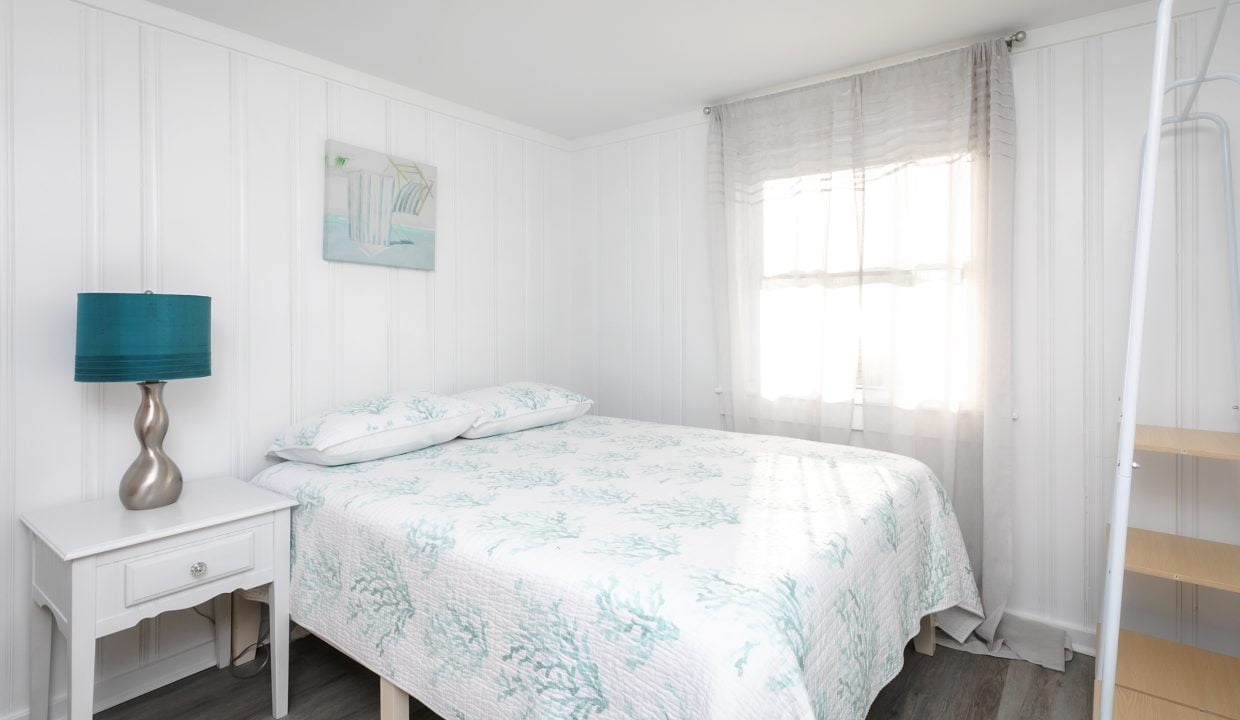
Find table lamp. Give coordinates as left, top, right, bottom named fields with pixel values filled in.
left=74, top=292, right=211, bottom=510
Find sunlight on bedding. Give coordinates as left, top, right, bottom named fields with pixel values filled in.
left=251, top=416, right=981, bottom=720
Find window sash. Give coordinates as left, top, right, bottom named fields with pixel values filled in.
left=760, top=263, right=965, bottom=290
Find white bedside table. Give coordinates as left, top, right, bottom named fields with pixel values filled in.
left=21, top=477, right=297, bottom=720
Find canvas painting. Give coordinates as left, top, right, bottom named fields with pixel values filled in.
left=323, top=140, right=437, bottom=270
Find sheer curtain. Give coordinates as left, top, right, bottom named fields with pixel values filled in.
left=708, top=40, right=1069, bottom=669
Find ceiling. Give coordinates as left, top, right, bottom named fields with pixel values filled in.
left=147, top=0, right=1141, bottom=140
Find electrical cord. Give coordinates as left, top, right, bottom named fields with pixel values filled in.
left=229, top=636, right=271, bottom=679
left=191, top=603, right=271, bottom=679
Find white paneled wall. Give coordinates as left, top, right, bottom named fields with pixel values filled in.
left=1009, top=3, right=1240, bottom=656
left=0, top=0, right=572, bottom=717
left=569, top=121, right=720, bottom=429
left=569, top=2, right=1240, bottom=658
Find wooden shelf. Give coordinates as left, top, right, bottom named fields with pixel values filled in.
left=1099, top=426, right=1240, bottom=717
left=1134, top=424, right=1240, bottom=461
left=1094, top=682, right=1219, bottom=720
left=1124, top=527, right=1240, bottom=595
left=1106, top=629, right=1240, bottom=719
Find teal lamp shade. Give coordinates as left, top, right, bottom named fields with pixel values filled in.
left=74, top=293, right=211, bottom=382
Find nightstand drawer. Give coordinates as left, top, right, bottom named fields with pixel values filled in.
left=124, top=529, right=256, bottom=606
left=94, top=513, right=278, bottom=634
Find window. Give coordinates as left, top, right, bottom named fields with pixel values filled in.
left=758, top=154, right=975, bottom=413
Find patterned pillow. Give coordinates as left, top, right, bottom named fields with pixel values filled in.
left=454, top=382, right=593, bottom=439
left=269, top=392, right=480, bottom=466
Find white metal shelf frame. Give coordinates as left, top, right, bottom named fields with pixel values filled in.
left=1098, top=1, right=1240, bottom=719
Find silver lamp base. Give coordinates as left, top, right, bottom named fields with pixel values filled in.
left=120, top=381, right=183, bottom=510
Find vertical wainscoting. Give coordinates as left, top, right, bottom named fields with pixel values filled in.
left=569, top=119, right=720, bottom=430
left=0, top=0, right=573, bottom=717
left=1009, top=5, right=1240, bottom=655
left=0, top=1, right=15, bottom=719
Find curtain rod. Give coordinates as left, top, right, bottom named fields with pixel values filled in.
left=701, top=30, right=1026, bottom=116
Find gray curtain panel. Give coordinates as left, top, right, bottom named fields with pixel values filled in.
left=707, top=39, right=1069, bottom=670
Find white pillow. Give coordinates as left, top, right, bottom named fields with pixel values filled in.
left=455, top=382, right=593, bottom=439
left=269, top=392, right=480, bottom=466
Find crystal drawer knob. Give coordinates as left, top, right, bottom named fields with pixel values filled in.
left=190, top=561, right=208, bottom=578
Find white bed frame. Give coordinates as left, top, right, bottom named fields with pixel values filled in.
left=378, top=677, right=408, bottom=720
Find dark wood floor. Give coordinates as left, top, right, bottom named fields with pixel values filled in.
left=99, top=635, right=1094, bottom=720
left=867, top=646, right=1093, bottom=719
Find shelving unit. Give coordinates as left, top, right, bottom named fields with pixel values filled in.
left=1096, top=1, right=1240, bottom=718
left=1098, top=518, right=1240, bottom=719
left=1095, top=684, right=1217, bottom=720
left=1099, top=629, right=1240, bottom=719
left=1133, top=424, right=1240, bottom=461
left=1124, top=526, right=1240, bottom=595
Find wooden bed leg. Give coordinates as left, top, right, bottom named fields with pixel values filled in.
left=914, top=614, right=937, bottom=657
left=379, top=677, right=409, bottom=720
left=231, top=593, right=263, bottom=665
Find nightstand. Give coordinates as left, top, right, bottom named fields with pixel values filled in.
left=21, top=477, right=297, bottom=720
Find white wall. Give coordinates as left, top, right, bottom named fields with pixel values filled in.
left=0, top=0, right=573, bottom=717
left=568, top=120, right=720, bottom=428
left=569, top=0, right=1240, bottom=658
left=1009, top=0, right=1240, bottom=657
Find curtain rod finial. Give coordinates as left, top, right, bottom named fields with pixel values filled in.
left=703, top=107, right=713, bottom=116
left=1006, top=30, right=1027, bottom=49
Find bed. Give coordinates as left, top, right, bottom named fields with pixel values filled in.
left=249, top=414, right=981, bottom=720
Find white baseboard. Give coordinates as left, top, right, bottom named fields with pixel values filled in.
left=1004, top=608, right=1098, bottom=658
left=2, top=641, right=217, bottom=720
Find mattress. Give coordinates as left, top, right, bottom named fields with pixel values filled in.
left=250, top=415, right=982, bottom=720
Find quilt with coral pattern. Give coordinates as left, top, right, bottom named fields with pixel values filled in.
left=250, top=415, right=981, bottom=720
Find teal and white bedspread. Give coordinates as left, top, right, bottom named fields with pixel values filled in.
left=250, top=416, right=981, bottom=720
